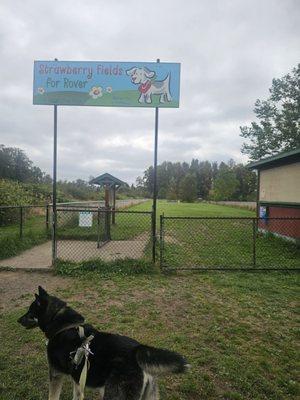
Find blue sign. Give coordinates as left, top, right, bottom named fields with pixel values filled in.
left=33, top=60, right=180, bottom=108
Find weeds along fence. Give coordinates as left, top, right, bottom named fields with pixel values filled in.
left=56, top=208, right=153, bottom=263
left=0, top=205, right=50, bottom=237
left=206, top=201, right=257, bottom=212
left=0, top=205, right=50, bottom=260
left=160, top=216, right=300, bottom=270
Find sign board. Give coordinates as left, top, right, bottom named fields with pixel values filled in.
left=259, top=206, right=268, bottom=221
left=79, top=212, right=93, bottom=227
left=33, top=60, right=180, bottom=108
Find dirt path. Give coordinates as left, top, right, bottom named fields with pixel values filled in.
left=0, top=241, right=52, bottom=270
left=0, top=271, right=73, bottom=313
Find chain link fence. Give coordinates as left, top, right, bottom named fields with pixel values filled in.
left=56, top=208, right=153, bottom=263
left=160, top=216, right=300, bottom=270
left=0, top=205, right=50, bottom=260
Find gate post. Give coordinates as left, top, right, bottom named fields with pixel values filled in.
left=159, top=213, right=164, bottom=269
left=252, top=218, right=257, bottom=268
left=46, top=204, right=49, bottom=231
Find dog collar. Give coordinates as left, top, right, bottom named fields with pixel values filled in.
left=138, top=80, right=151, bottom=93
left=49, top=323, right=83, bottom=339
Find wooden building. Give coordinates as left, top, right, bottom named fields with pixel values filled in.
left=248, top=148, right=300, bottom=242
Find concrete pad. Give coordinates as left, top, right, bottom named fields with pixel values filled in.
left=0, top=235, right=150, bottom=270
left=57, top=238, right=149, bottom=262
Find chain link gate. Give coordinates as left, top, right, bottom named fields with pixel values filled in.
left=56, top=207, right=154, bottom=263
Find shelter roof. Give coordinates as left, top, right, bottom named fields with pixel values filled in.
left=247, top=148, right=300, bottom=171
left=89, top=173, right=127, bottom=187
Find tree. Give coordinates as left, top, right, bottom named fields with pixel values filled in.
left=0, top=144, right=50, bottom=183
left=179, top=173, right=197, bottom=202
left=213, top=166, right=239, bottom=201
left=240, top=64, right=300, bottom=160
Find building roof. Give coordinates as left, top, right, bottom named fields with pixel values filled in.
left=89, top=173, right=127, bottom=187
left=248, top=148, right=300, bottom=170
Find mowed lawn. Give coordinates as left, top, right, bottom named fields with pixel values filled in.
left=0, top=271, right=299, bottom=400
left=132, top=201, right=299, bottom=270
left=131, top=200, right=255, bottom=217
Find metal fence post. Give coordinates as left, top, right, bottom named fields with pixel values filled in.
left=19, top=206, right=23, bottom=238
left=159, top=213, right=164, bottom=269
left=252, top=218, right=257, bottom=268
left=151, top=211, right=156, bottom=263
left=46, top=204, right=49, bottom=231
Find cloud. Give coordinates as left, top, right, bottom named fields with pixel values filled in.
left=0, top=0, right=299, bottom=183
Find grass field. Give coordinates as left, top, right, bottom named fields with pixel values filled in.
left=131, top=200, right=255, bottom=217
left=0, top=270, right=299, bottom=399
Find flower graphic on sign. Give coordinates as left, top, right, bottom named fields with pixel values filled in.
left=106, top=86, right=113, bottom=93
left=89, top=86, right=103, bottom=99
left=37, top=87, right=45, bottom=95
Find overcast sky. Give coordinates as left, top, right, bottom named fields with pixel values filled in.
left=0, top=0, right=299, bottom=184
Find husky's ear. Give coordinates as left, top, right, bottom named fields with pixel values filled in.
left=35, top=293, right=41, bottom=306
left=38, top=286, right=48, bottom=298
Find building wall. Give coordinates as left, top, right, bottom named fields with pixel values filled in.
left=258, top=206, right=300, bottom=240
left=259, top=162, right=300, bottom=203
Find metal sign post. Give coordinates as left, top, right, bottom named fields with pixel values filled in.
left=152, top=59, right=160, bottom=263
left=52, top=104, right=58, bottom=265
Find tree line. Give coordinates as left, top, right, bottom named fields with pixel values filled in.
left=136, top=160, right=257, bottom=202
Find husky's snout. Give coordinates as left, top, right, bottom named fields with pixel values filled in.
left=18, top=312, right=38, bottom=329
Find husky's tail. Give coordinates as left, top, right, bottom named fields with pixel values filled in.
left=135, top=345, right=190, bottom=375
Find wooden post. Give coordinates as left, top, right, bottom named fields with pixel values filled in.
left=112, top=185, right=116, bottom=224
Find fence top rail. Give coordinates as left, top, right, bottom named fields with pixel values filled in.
left=56, top=208, right=153, bottom=215
left=0, top=204, right=47, bottom=210
left=162, top=216, right=300, bottom=220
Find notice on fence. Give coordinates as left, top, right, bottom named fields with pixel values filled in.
left=79, top=212, right=93, bottom=227
left=33, top=60, right=180, bottom=108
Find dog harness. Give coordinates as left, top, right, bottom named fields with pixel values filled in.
left=69, top=326, right=94, bottom=400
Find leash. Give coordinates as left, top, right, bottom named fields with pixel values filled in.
left=70, top=326, right=94, bottom=400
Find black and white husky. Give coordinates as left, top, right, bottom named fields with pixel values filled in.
left=18, top=286, right=189, bottom=400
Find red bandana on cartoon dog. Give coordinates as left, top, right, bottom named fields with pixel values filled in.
left=138, top=80, right=152, bottom=93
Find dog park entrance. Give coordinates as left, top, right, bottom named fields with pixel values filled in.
left=33, top=59, right=181, bottom=264
left=56, top=207, right=153, bottom=263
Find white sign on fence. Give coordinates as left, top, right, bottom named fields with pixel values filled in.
left=79, top=212, right=93, bottom=227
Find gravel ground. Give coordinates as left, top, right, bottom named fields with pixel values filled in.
left=0, top=270, right=72, bottom=312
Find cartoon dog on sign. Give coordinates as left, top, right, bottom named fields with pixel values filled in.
left=126, top=66, right=172, bottom=104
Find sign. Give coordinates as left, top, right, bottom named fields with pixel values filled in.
left=79, top=212, right=93, bottom=227
left=33, top=60, right=180, bottom=108
left=259, top=206, right=268, bottom=222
